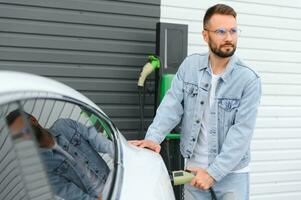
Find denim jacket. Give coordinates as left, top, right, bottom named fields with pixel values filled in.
left=145, top=53, right=261, bottom=182
left=39, top=118, right=114, bottom=200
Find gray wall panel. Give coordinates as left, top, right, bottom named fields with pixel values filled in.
left=0, top=20, right=156, bottom=42
left=0, top=0, right=160, bottom=139
left=0, top=0, right=160, bottom=17
left=0, top=4, right=156, bottom=30
left=0, top=34, right=155, bottom=53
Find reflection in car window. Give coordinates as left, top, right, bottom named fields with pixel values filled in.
left=1, top=99, right=115, bottom=200
left=0, top=102, right=54, bottom=200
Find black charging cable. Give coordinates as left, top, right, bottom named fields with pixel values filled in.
left=209, top=187, right=217, bottom=200
left=138, top=86, right=145, bottom=139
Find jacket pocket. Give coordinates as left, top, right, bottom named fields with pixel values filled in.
left=183, top=82, right=198, bottom=113
left=183, top=82, right=198, bottom=96
left=70, top=132, right=81, bottom=146
left=217, top=98, right=241, bottom=149
left=218, top=98, right=240, bottom=125
left=54, top=160, right=69, bottom=175
left=218, top=98, right=240, bottom=112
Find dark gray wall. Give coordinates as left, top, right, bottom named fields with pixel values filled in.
left=0, top=0, right=160, bottom=139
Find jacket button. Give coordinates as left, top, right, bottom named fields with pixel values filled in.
left=192, top=138, right=196, bottom=142
left=205, top=83, right=209, bottom=88
left=74, top=152, right=78, bottom=156
left=196, top=120, right=200, bottom=123
left=95, top=170, right=99, bottom=173
left=200, top=101, right=204, bottom=105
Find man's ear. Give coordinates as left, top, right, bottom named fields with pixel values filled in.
left=202, top=30, right=209, bottom=44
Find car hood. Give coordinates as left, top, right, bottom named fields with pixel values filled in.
left=0, top=71, right=105, bottom=115
left=118, top=135, right=175, bottom=200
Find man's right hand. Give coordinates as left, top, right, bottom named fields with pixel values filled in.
left=128, top=140, right=161, bottom=153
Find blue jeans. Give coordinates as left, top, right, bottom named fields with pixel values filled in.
left=184, top=172, right=249, bottom=200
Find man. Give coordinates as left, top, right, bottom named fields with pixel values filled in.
left=130, top=4, right=261, bottom=199
left=6, top=109, right=114, bottom=200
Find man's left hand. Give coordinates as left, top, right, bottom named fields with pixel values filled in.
left=186, top=167, right=215, bottom=190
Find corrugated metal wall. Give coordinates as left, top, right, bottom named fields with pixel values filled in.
left=0, top=0, right=160, bottom=139
left=161, top=0, right=301, bottom=199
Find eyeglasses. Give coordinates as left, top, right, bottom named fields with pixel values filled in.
left=204, top=27, right=241, bottom=37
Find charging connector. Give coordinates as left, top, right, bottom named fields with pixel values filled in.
left=171, top=170, right=217, bottom=200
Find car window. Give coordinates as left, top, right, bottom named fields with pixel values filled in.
left=0, top=102, right=54, bottom=200
left=0, top=98, right=116, bottom=200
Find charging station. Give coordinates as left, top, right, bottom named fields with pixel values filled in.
left=155, top=22, right=188, bottom=200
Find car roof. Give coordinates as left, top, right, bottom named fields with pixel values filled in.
left=0, top=71, right=103, bottom=114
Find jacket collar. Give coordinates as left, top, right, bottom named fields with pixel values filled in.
left=199, top=52, right=237, bottom=83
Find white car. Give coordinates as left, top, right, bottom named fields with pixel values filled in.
left=0, top=71, right=175, bottom=200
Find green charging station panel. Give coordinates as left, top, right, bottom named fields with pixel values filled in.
left=159, top=74, right=181, bottom=140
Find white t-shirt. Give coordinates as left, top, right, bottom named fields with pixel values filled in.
left=186, top=73, right=249, bottom=173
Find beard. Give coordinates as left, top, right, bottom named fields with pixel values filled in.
left=208, top=37, right=236, bottom=58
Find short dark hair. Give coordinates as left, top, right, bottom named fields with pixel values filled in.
left=5, top=109, right=32, bottom=126
left=203, top=4, right=237, bottom=29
